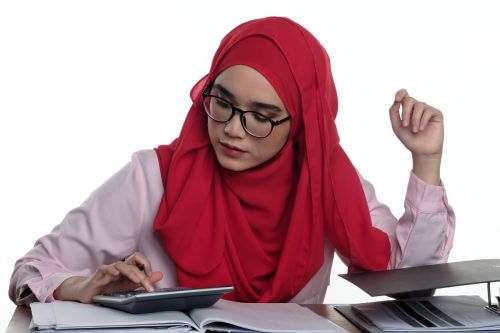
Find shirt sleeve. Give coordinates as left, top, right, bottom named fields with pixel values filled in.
left=8, top=150, right=160, bottom=305
left=357, top=171, right=456, bottom=269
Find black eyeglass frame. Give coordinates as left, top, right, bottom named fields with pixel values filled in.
left=201, top=91, right=291, bottom=138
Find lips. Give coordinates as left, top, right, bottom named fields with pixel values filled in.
left=220, top=142, right=245, bottom=152
left=219, top=141, right=247, bottom=158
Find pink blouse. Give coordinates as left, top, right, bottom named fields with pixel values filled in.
left=9, top=149, right=455, bottom=305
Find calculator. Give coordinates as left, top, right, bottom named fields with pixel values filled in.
left=92, top=286, right=234, bottom=314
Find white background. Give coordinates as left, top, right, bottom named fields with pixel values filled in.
left=1, top=0, right=499, bottom=330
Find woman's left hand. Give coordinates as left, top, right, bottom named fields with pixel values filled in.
left=389, top=89, right=444, bottom=156
left=389, top=89, right=443, bottom=185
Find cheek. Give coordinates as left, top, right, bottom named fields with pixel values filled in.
left=258, top=129, right=290, bottom=158
left=272, top=124, right=291, bottom=150
left=207, top=120, right=220, bottom=144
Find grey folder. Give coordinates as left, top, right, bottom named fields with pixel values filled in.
left=335, top=259, right=500, bottom=333
left=339, top=259, right=500, bottom=299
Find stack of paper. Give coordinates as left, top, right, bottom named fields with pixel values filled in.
left=350, top=295, right=500, bottom=331
left=30, top=301, right=195, bottom=332
left=30, top=299, right=347, bottom=333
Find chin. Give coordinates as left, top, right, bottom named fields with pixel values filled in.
left=216, top=155, right=253, bottom=172
left=218, top=160, right=250, bottom=172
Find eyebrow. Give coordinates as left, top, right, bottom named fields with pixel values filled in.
left=213, top=83, right=283, bottom=113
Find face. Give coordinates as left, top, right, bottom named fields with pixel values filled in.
left=207, top=65, right=291, bottom=171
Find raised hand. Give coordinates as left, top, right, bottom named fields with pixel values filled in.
left=389, top=89, right=444, bottom=185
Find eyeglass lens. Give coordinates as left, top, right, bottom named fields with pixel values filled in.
left=203, top=96, right=273, bottom=138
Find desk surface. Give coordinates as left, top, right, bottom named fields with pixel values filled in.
left=6, top=304, right=362, bottom=333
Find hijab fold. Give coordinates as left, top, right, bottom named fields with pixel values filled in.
left=153, top=17, right=390, bottom=302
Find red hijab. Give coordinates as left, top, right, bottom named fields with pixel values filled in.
left=153, top=17, right=390, bottom=302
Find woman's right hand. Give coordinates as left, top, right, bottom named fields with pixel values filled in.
left=53, top=252, right=163, bottom=303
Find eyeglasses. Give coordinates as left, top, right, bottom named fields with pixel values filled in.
left=201, top=92, right=291, bottom=138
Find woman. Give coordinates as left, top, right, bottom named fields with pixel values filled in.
left=9, top=17, right=455, bottom=305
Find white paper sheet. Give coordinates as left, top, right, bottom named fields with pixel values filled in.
left=30, top=301, right=196, bottom=331
left=190, top=299, right=347, bottom=333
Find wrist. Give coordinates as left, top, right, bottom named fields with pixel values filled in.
left=53, top=276, right=86, bottom=302
left=412, top=153, right=442, bottom=185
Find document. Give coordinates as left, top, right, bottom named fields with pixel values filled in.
left=30, top=299, right=348, bottom=333
left=350, top=295, right=500, bottom=331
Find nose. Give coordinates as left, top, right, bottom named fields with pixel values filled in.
left=224, top=112, right=246, bottom=138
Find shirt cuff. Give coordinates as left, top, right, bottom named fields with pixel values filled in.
left=406, top=171, right=447, bottom=213
left=21, top=269, right=89, bottom=304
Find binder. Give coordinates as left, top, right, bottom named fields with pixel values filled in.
left=335, top=304, right=500, bottom=333
left=335, top=259, right=500, bottom=333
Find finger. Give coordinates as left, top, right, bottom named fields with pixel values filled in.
left=419, top=107, right=442, bottom=131
left=401, top=96, right=416, bottom=127
left=410, top=102, right=426, bottom=133
left=394, top=88, right=409, bottom=103
left=89, top=265, right=122, bottom=293
left=389, top=100, right=402, bottom=133
left=150, top=271, right=164, bottom=284
left=115, top=261, right=155, bottom=292
left=125, top=252, right=153, bottom=277
left=94, top=264, right=120, bottom=282
left=114, top=261, right=142, bottom=284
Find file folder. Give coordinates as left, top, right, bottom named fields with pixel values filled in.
left=335, top=303, right=500, bottom=333
left=335, top=259, right=500, bottom=333
left=339, top=259, right=500, bottom=307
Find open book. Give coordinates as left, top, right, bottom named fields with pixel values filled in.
left=30, top=299, right=348, bottom=333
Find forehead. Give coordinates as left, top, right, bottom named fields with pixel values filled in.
left=213, top=65, right=284, bottom=107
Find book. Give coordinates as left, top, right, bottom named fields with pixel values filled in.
left=30, top=299, right=348, bottom=333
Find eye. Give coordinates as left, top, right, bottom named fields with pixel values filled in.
left=215, top=97, right=231, bottom=109
left=250, top=112, right=269, bottom=123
